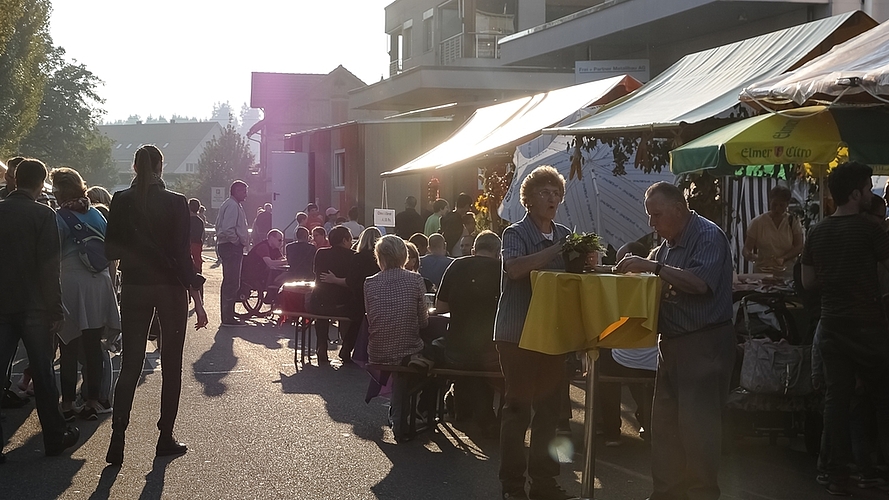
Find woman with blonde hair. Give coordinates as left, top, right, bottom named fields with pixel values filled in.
left=50, top=167, right=121, bottom=421
left=104, top=144, right=207, bottom=465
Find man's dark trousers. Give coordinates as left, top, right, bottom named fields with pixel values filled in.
left=650, top=324, right=735, bottom=500
left=217, top=242, right=244, bottom=323
left=497, top=341, right=564, bottom=494
left=0, top=312, right=67, bottom=448
left=816, top=317, right=889, bottom=483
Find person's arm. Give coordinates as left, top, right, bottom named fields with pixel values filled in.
left=504, top=243, right=563, bottom=281
left=434, top=262, right=452, bottom=312
left=215, top=201, right=237, bottom=244
left=189, top=287, right=208, bottom=329
left=417, top=278, right=429, bottom=329
left=262, top=255, right=287, bottom=269
left=615, top=256, right=709, bottom=294
left=801, top=264, right=818, bottom=290
left=741, top=234, right=758, bottom=262
left=38, top=209, right=65, bottom=327
left=779, top=220, right=804, bottom=263
left=320, top=271, right=347, bottom=287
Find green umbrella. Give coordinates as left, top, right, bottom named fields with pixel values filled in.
left=670, top=106, right=889, bottom=175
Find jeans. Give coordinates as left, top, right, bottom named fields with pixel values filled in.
left=217, top=242, right=243, bottom=323
left=112, top=284, right=187, bottom=435
left=816, top=317, right=889, bottom=482
left=0, top=311, right=67, bottom=448
left=59, top=327, right=104, bottom=402
left=497, top=341, right=564, bottom=493
left=650, top=324, right=735, bottom=500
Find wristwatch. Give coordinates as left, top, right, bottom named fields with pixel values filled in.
left=654, top=263, right=663, bottom=276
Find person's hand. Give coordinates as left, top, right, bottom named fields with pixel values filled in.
left=320, top=271, right=340, bottom=283
left=615, top=255, right=655, bottom=274
left=194, top=305, right=208, bottom=330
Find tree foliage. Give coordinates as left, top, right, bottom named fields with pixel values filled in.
left=173, top=124, right=254, bottom=202
left=18, top=46, right=115, bottom=188
left=0, top=0, right=51, bottom=158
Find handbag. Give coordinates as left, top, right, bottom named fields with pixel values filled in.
left=740, top=337, right=813, bottom=396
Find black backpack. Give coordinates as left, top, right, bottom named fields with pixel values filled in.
left=58, top=208, right=109, bottom=273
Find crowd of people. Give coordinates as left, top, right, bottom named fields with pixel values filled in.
left=5, top=146, right=889, bottom=500
left=0, top=147, right=208, bottom=467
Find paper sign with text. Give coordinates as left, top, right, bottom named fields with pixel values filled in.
left=373, top=208, right=396, bottom=227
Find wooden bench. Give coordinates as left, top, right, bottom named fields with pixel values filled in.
left=366, top=364, right=505, bottom=436
left=279, top=311, right=351, bottom=369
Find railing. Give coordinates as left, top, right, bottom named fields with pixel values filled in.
left=439, top=32, right=508, bottom=65
left=389, top=60, right=401, bottom=77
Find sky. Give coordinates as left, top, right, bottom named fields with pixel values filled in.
left=49, top=0, right=393, bottom=122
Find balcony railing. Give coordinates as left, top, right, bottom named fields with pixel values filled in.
left=439, top=32, right=508, bottom=65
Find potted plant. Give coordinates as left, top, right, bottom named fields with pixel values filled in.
left=562, top=232, right=603, bottom=273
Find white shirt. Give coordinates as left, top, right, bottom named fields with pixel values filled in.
left=215, top=196, right=249, bottom=246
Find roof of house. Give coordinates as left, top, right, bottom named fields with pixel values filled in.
left=98, top=121, right=223, bottom=170
left=250, top=65, right=367, bottom=108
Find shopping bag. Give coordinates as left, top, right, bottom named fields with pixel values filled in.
left=740, top=338, right=813, bottom=396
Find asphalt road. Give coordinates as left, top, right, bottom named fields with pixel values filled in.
left=0, top=251, right=879, bottom=499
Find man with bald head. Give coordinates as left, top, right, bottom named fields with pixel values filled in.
left=616, top=182, right=735, bottom=500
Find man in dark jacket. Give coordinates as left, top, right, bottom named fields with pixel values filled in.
left=440, top=192, right=473, bottom=256
left=395, top=196, right=424, bottom=239
left=0, top=159, right=80, bottom=460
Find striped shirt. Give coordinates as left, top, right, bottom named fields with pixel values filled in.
left=801, top=214, right=889, bottom=322
left=364, top=268, right=429, bottom=365
left=493, top=214, right=571, bottom=344
left=652, top=211, right=733, bottom=336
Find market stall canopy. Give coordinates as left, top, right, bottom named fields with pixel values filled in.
left=741, top=20, right=889, bottom=106
left=544, top=12, right=873, bottom=137
left=379, top=75, right=641, bottom=178
left=670, top=106, right=889, bottom=175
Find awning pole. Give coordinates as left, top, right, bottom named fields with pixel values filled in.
left=381, top=179, right=389, bottom=209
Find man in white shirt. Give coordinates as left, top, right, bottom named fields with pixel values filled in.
left=215, top=180, right=249, bottom=325
left=341, top=206, right=364, bottom=239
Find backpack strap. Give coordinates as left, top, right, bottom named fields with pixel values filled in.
left=58, top=208, right=102, bottom=242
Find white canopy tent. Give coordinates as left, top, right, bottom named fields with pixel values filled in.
left=741, top=19, right=889, bottom=106
left=499, top=136, right=674, bottom=250
left=545, top=12, right=869, bottom=136
left=380, top=75, right=641, bottom=178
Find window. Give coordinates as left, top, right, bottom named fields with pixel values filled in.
left=423, top=15, right=433, bottom=52
left=402, top=27, right=412, bottom=59
left=333, top=150, right=345, bottom=190
left=185, top=162, right=197, bottom=173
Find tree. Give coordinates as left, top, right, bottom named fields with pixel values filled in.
left=0, top=0, right=52, bottom=158
left=174, top=124, right=254, bottom=202
left=211, top=101, right=238, bottom=128
left=18, top=46, right=116, bottom=188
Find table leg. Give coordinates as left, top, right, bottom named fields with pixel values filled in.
left=581, top=349, right=597, bottom=500
left=293, top=321, right=300, bottom=371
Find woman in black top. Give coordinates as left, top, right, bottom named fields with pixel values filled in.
left=341, top=227, right=382, bottom=363
left=104, top=145, right=208, bottom=465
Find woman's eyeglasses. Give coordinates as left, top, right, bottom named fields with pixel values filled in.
left=537, top=189, right=563, bottom=200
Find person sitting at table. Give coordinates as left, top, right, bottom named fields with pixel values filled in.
left=599, top=240, right=658, bottom=447
left=242, top=229, right=288, bottom=294
left=341, top=226, right=382, bottom=364
left=283, top=227, right=316, bottom=281
left=311, top=226, right=330, bottom=249
left=742, top=185, right=803, bottom=277
left=615, top=181, right=735, bottom=500
left=419, top=234, right=453, bottom=289
left=435, top=230, right=502, bottom=437
left=494, top=165, right=572, bottom=500
left=405, top=241, right=435, bottom=293
left=308, top=226, right=355, bottom=365
left=364, top=235, right=435, bottom=442
left=408, top=233, right=428, bottom=256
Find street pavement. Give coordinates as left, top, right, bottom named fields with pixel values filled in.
left=0, top=251, right=880, bottom=499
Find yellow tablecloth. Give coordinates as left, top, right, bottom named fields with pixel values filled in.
left=518, top=271, right=662, bottom=355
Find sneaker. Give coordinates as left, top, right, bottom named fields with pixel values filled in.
left=528, top=483, right=572, bottom=500
left=854, top=473, right=887, bottom=489
left=1, top=389, right=29, bottom=409
left=79, top=406, right=98, bottom=421
left=62, top=410, right=77, bottom=423
left=825, top=482, right=851, bottom=497
left=816, top=473, right=830, bottom=486
left=94, top=400, right=113, bottom=414
left=45, top=425, right=80, bottom=456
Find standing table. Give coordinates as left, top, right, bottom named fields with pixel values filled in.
left=519, top=271, right=662, bottom=500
